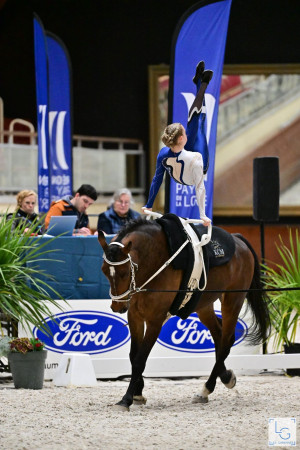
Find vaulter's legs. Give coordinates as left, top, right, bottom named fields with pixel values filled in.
left=188, top=61, right=213, bottom=122
left=186, top=61, right=213, bottom=174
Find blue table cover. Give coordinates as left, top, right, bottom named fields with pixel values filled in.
left=28, top=236, right=111, bottom=299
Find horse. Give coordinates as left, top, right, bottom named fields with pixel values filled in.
left=98, top=216, right=270, bottom=411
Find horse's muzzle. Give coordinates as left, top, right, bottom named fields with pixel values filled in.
left=110, top=301, right=128, bottom=314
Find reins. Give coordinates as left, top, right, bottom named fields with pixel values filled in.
left=129, top=286, right=300, bottom=294
left=103, top=238, right=300, bottom=300
left=103, top=211, right=212, bottom=302
left=103, top=239, right=191, bottom=301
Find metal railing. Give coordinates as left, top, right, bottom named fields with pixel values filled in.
left=0, top=126, right=145, bottom=195
left=217, top=74, right=300, bottom=143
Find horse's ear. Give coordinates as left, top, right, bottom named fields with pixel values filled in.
left=123, top=241, right=132, bottom=254
left=98, top=231, right=108, bottom=253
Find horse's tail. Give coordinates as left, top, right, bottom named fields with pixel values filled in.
left=234, top=233, right=271, bottom=345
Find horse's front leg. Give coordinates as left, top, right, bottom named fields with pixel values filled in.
left=114, top=318, right=164, bottom=412
left=128, top=315, right=147, bottom=405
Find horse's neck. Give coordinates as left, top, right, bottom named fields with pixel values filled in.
left=132, top=230, right=168, bottom=273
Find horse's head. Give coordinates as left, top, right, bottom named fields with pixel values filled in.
left=98, top=231, right=133, bottom=314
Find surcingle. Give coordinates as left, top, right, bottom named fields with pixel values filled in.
left=156, top=214, right=236, bottom=320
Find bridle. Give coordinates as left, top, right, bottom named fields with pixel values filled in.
left=103, top=242, right=139, bottom=301
left=103, top=239, right=191, bottom=302
left=103, top=210, right=212, bottom=303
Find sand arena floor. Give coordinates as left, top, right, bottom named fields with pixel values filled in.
left=0, top=373, right=299, bottom=449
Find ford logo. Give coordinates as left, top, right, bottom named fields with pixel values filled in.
left=33, top=310, right=130, bottom=354
left=157, top=312, right=248, bottom=353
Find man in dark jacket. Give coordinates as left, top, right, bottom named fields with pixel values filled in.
left=97, top=188, right=140, bottom=235
left=45, top=184, right=97, bottom=235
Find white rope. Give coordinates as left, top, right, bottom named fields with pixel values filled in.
left=103, top=214, right=211, bottom=301
left=137, top=239, right=189, bottom=291
left=103, top=241, right=132, bottom=266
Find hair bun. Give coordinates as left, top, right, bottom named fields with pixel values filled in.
left=161, top=123, right=183, bottom=147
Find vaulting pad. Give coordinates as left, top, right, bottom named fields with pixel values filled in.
left=191, top=223, right=236, bottom=269
left=156, top=214, right=236, bottom=319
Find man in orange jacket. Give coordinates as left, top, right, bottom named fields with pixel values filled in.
left=44, top=184, right=97, bottom=235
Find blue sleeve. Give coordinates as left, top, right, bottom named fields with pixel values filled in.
left=145, top=147, right=169, bottom=208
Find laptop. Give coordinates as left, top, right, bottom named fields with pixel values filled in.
left=47, top=215, right=77, bottom=237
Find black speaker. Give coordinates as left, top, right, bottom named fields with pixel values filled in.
left=253, top=157, right=280, bottom=222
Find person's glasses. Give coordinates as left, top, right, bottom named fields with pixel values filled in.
left=116, top=200, right=130, bottom=206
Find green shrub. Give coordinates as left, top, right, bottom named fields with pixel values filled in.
left=263, top=229, right=300, bottom=351
left=0, top=213, right=65, bottom=336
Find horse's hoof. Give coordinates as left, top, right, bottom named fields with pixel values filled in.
left=192, top=394, right=208, bottom=404
left=112, top=403, right=130, bottom=412
left=133, top=395, right=147, bottom=405
left=224, top=370, right=237, bottom=389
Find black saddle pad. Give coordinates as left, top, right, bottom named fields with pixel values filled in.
left=191, top=223, right=236, bottom=269
left=156, top=214, right=235, bottom=270
left=156, top=214, right=236, bottom=320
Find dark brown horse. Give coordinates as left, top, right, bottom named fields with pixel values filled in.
left=98, top=217, right=270, bottom=411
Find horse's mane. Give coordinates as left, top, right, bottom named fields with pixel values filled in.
left=106, top=217, right=160, bottom=262
left=117, top=217, right=159, bottom=242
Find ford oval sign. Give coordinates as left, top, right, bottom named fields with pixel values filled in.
left=157, top=312, right=248, bottom=353
left=33, top=310, right=130, bottom=354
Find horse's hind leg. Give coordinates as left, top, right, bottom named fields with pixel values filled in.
left=207, top=295, right=244, bottom=394
left=193, top=305, right=222, bottom=403
left=210, top=315, right=236, bottom=388
left=217, top=293, right=245, bottom=389
left=194, top=295, right=244, bottom=403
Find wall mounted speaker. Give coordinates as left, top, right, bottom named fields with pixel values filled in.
left=253, top=157, right=280, bottom=222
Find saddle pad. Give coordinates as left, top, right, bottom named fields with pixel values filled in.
left=191, top=224, right=236, bottom=269
left=156, top=213, right=205, bottom=318
left=156, top=214, right=236, bottom=320
left=175, top=225, right=235, bottom=319
left=156, top=213, right=191, bottom=270
left=156, top=214, right=194, bottom=315
left=157, top=214, right=236, bottom=270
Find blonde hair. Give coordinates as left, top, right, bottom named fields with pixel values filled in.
left=16, top=190, right=37, bottom=209
left=161, top=123, right=184, bottom=147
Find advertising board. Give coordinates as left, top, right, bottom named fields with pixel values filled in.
left=19, top=299, right=261, bottom=379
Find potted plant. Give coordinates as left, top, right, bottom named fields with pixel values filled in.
left=263, top=228, right=300, bottom=375
left=0, top=213, right=65, bottom=373
left=0, top=213, right=65, bottom=331
left=4, top=337, right=47, bottom=389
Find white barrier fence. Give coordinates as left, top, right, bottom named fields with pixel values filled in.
left=0, top=139, right=145, bottom=194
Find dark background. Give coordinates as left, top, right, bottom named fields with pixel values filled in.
left=0, top=0, right=299, bottom=149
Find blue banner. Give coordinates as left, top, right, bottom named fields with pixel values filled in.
left=46, top=32, right=73, bottom=201
left=33, top=15, right=50, bottom=213
left=169, top=0, right=232, bottom=219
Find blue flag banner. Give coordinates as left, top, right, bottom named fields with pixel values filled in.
left=33, top=15, right=50, bottom=213
left=46, top=32, right=73, bottom=201
left=169, top=0, right=232, bottom=219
